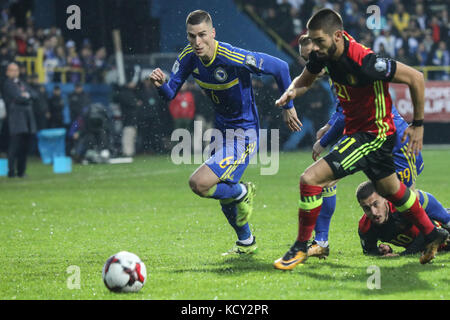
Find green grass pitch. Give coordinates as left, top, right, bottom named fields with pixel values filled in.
left=0, top=149, right=449, bottom=300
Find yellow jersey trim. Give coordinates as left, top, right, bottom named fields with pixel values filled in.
left=194, top=78, right=239, bottom=91
left=200, top=41, right=219, bottom=67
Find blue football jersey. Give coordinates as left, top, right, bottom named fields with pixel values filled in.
left=158, top=40, right=294, bottom=131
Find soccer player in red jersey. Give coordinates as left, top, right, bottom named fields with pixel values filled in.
left=274, top=8, right=449, bottom=269
left=356, top=181, right=450, bottom=257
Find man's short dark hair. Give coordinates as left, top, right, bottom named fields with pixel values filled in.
left=186, top=10, right=212, bottom=27
left=356, top=181, right=377, bottom=202
left=306, top=8, right=343, bottom=35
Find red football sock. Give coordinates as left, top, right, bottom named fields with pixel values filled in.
left=297, top=183, right=323, bottom=242
left=386, top=183, right=435, bottom=236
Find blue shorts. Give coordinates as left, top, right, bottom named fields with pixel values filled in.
left=205, top=128, right=258, bottom=184
left=393, top=144, right=424, bottom=188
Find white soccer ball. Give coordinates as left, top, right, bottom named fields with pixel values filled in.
left=102, top=251, right=147, bottom=293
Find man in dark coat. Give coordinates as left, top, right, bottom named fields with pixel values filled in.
left=3, top=62, right=37, bottom=177
left=48, top=86, right=65, bottom=128
left=68, top=83, right=90, bottom=125
left=114, top=80, right=142, bottom=156
left=28, top=74, right=50, bottom=131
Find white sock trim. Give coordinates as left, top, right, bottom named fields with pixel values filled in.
left=238, top=235, right=254, bottom=245
left=315, top=240, right=329, bottom=248
left=235, top=183, right=247, bottom=201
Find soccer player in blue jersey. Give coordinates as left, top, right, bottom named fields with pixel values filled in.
left=294, top=36, right=450, bottom=259
left=150, top=10, right=301, bottom=255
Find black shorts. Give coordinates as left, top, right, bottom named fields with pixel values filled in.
left=324, top=132, right=396, bottom=182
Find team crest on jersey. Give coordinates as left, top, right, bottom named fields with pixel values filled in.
left=245, top=54, right=257, bottom=68
left=214, top=67, right=228, bottom=82
left=172, top=60, right=180, bottom=74
left=374, top=58, right=387, bottom=72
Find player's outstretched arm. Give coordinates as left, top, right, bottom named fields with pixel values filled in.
left=275, top=69, right=317, bottom=107
left=391, top=62, right=425, bottom=156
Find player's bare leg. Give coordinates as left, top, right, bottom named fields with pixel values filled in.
left=375, top=173, right=449, bottom=264
left=188, top=163, right=220, bottom=197
left=274, top=159, right=335, bottom=270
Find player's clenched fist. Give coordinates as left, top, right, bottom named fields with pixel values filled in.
left=149, top=68, right=166, bottom=87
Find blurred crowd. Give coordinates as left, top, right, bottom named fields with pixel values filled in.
left=237, top=0, right=450, bottom=79
left=0, top=5, right=110, bottom=85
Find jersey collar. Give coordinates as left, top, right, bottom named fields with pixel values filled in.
left=200, top=40, right=218, bottom=68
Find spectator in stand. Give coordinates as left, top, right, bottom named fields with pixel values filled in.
left=341, top=0, right=360, bottom=35
left=48, top=85, right=65, bottom=128
left=391, top=2, right=410, bottom=34
left=415, top=42, right=429, bottom=66
left=405, top=20, right=422, bottom=54
left=28, top=74, right=49, bottom=130
left=396, top=47, right=414, bottom=66
left=68, top=82, right=90, bottom=125
left=93, top=46, right=108, bottom=83
left=3, top=62, right=36, bottom=178
left=377, top=43, right=391, bottom=59
left=431, top=40, right=450, bottom=80
left=114, top=79, right=142, bottom=157
left=43, top=35, right=58, bottom=81
left=423, top=29, right=435, bottom=53
left=67, top=43, right=82, bottom=83
left=275, top=0, right=296, bottom=44
left=80, top=44, right=95, bottom=83
left=14, top=27, right=27, bottom=56
left=55, top=45, right=66, bottom=67
left=373, top=29, right=396, bottom=58
left=413, top=3, right=428, bottom=32
left=136, top=76, right=166, bottom=154
left=0, top=44, right=13, bottom=83
left=168, top=82, right=195, bottom=131
left=429, top=16, right=441, bottom=44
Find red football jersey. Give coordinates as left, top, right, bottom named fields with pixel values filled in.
left=306, top=31, right=397, bottom=137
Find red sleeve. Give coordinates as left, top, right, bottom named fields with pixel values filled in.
left=358, top=214, right=372, bottom=234
left=344, top=31, right=397, bottom=82
left=344, top=31, right=373, bottom=66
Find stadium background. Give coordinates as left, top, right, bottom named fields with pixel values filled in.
left=0, top=0, right=449, bottom=161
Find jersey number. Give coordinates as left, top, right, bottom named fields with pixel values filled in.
left=390, top=234, right=413, bottom=247
left=337, top=137, right=356, bottom=154
left=211, top=90, right=220, bottom=104
left=334, top=83, right=351, bottom=101
left=397, top=168, right=411, bottom=184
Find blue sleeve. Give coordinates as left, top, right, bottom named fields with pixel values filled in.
left=327, top=103, right=341, bottom=126
left=157, top=51, right=194, bottom=100
left=226, top=46, right=294, bottom=109
left=250, top=52, right=294, bottom=109
left=320, top=105, right=345, bottom=147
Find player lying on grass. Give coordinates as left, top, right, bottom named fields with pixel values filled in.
left=293, top=36, right=450, bottom=260
left=150, top=10, right=301, bottom=255
left=273, top=8, right=448, bottom=270
left=356, top=180, right=450, bottom=257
